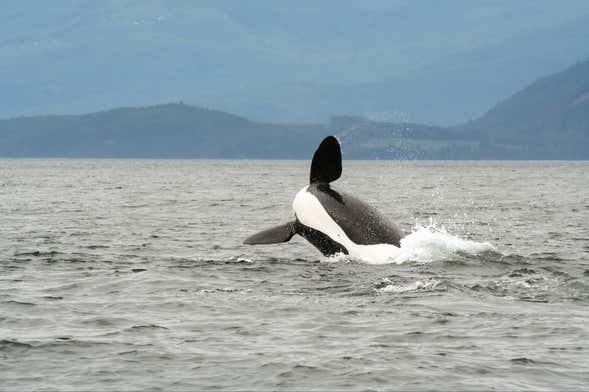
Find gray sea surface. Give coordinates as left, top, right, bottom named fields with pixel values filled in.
left=1, top=160, right=588, bottom=391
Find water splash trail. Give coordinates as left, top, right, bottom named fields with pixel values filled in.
left=394, top=219, right=496, bottom=264
left=327, top=219, right=496, bottom=265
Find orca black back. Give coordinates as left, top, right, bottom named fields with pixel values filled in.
left=307, top=183, right=402, bottom=247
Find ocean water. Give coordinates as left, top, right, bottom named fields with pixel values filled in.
left=1, top=159, right=588, bottom=391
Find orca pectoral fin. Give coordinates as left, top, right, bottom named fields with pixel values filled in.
left=243, top=221, right=297, bottom=245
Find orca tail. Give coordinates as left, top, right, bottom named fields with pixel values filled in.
left=243, top=221, right=297, bottom=245
left=310, top=136, right=342, bottom=184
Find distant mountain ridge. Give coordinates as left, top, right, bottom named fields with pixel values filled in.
left=1, top=60, right=588, bottom=159
left=0, top=103, right=327, bottom=158
left=469, top=60, right=589, bottom=132
left=246, top=13, right=589, bottom=126
left=463, top=59, right=589, bottom=158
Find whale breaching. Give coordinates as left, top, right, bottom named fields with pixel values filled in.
left=244, top=136, right=404, bottom=262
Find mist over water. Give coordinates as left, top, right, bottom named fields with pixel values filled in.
left=1, top=160, right=588, bottom=390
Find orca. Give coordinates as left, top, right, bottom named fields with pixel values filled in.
left=244, top=136, right=404, bottom=262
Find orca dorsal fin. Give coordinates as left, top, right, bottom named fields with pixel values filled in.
left=310, top=136, right=342, bottom=184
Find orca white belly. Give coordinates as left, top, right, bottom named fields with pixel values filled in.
left=293, top=186, right=400, bottom=263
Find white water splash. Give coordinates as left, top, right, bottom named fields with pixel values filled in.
left=327, top=219, right=496, bottom=265
left=393, top=220, right=496, bottom=264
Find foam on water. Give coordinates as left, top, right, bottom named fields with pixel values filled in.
left=376, top=277, right=441, bottom=293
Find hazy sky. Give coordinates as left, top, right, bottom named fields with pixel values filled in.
left=2, top=1, right=589, bottom=124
